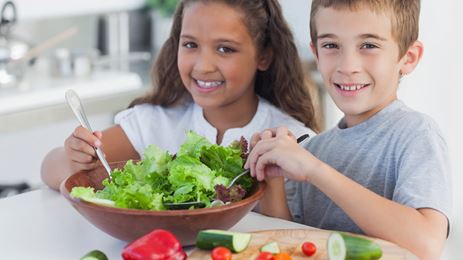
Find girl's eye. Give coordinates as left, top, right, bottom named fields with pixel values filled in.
left=321, top=43, right=338, bottom=49
left=217, top=46, right=235, bottom=53
left=361, top=43, right=378, bottom=49
left=183, top=42, right=197, bottom=49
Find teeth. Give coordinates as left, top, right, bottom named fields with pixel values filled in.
left=197, top=80, right=223, bottom=88
left=338, top=84, right=366, bottom=91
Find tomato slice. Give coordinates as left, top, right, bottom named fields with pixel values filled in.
left=301, top=241, right=317, bottom=256
left=211, top=246, right=232, bottom=260
left=255, top=251, right=274, bottom=260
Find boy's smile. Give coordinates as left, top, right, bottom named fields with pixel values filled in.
left=312, top=6, right=410, bottom=127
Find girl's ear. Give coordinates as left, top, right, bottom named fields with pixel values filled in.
left=257, top=48, right=273, bottom=71
left=399, top=40, right=424, bottom=75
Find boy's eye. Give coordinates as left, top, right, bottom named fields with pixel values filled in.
left=217, top=46, right=235, bottom=53
left=361, top=43, right=378, bottom=49
left=183, top=42, right=197, bottom=49
left=321, top=43, right=338, bottom=49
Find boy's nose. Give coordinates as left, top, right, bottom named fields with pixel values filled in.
left=336, top=51, right=361, bottom=75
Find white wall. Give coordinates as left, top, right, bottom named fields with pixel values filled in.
left=397, top=2, right=462, bottom=258
left=281, top=1, right=462, bottom=259
left=280, top=0, right=313, bottom=60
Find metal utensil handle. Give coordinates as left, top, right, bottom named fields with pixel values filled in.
left=296, top=133, right=310, bottom=144
left=227, top=169, right=250, bottom=188
left=65, top=89, right=112, bottom=179
left=228, top=133, right=310, bottom=188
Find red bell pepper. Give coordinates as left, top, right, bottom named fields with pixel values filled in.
left=122, top=229, right=187, bottom=260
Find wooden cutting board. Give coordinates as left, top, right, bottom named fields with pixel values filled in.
left=189, top=229, right=417, bottom=259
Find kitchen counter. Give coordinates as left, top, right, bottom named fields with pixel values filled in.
left=0, top=71, right=147, bottom=185
left=0, top=71, right=145, bottom=132
left=0, top=188, right=312, bottom=259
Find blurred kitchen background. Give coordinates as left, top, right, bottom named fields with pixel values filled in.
left=0, top=0, right=461, bottom=259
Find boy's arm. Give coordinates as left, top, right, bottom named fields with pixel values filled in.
left=311, top=162, right=448, bottom=260
left=247, top=127, right=448, bottom=260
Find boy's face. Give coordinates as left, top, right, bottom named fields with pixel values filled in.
left=312, top=6, right=414, bottom=127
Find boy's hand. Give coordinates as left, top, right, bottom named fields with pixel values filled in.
left=64, top=126, right=103, bottom=173
left=245, top=127, right=317, bottom=182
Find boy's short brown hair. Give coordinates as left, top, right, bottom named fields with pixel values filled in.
left=310, top=0, right=420, bottom=58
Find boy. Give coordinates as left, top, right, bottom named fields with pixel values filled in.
left=245, top=1, right=452, bottom=259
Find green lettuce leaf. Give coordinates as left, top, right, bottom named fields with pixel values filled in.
left=70, top=131, right=254, bottom=210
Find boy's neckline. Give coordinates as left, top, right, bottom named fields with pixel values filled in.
left=337, top=99, right=402, bottom=131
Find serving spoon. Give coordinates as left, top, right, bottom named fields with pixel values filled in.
left=164, top=133, right=310, bottom=210
left=65, top=89, right=113, bottom=181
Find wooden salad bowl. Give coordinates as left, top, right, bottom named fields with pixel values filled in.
left=60, top=161, right=266, bottom=245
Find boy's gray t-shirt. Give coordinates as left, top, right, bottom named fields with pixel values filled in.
left=288, top=100, right=452, bottom=234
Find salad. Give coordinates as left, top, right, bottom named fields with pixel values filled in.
left=70, top=131, right=254, bottom=210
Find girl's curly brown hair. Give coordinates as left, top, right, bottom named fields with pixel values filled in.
left=131, top=0, right=320, bottom=132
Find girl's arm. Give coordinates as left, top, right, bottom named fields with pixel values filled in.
left=40, top=125, right=139, bottom=191
left=258, top=177, right=292, bottom=220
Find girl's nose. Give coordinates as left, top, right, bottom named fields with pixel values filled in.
left=336, top=51, right=361, bottom=75
left=193, top=50, right=216, bottom=73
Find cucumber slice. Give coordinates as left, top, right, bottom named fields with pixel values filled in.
left=82, top=197, right=115, bottom=207
left=327, top=232, right=383, bottom=260
left=80, top=250, right=108, bottom=260
left=196, top=229, right=252, bottom=253
left=327, top=232, right=346, bottom=260
left=260, top=241, right=280, bottom=254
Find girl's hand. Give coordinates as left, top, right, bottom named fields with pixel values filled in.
left=64, top=126, right=103, bottom=173
left=245, top=127, right=318, bottom=182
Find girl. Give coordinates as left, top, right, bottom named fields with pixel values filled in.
left=41, top=0, right=319, bottom=190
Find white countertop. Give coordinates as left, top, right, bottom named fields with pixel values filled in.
left=0, top=188, right=312, bottom=259
left=0, top=71, right=143, bottom=116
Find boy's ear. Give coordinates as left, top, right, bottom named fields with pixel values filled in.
left=399, top=41, right=424, bottom=75
left=257, top=48, right=273, bottom=71
left=310, top=42, right=319, bottom=62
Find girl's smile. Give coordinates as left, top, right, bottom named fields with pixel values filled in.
left=194, top=79, right=225, bottom=93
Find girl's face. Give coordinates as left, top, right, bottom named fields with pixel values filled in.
left=177, top=2, right=270, bottom=112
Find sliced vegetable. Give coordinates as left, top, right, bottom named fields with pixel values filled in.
left=82, top=197, right=116, bottom=207
left=273, top=253, right=292, bottom=260
left=301, top=241, right=317, bottom=256
left=255, top=252, right=274, bottom=260
left=80, top=250, right=108, bottom=260
left=196, top=229, right=252, bottom=253
left=211, top=246, right=232, bottom=260
left=260, top=241, right=280, bottom=254
left=122, top=229, right=186, bottom=260
left=327, top=232, right=382, bottom=260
